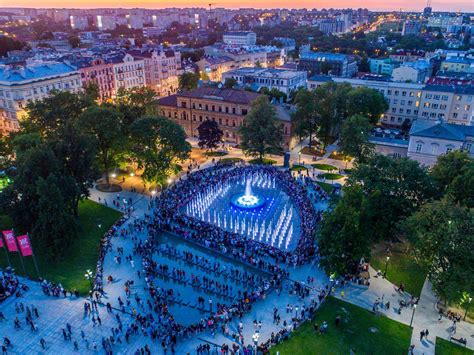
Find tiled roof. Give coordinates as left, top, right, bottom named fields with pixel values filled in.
left=178, top=87, right=261, bottom=105
left=410, top=119, right=474, bottom=141
left=157, top=94, right=178, bottom=107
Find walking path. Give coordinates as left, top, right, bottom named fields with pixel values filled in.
left=1, top=157, right=473, bottom=354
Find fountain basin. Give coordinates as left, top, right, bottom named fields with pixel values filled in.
left=230, top=193, right=266, bottom=209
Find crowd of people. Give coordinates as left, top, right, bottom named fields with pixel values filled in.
left=154, top=164, right=323, bottom=269
left=0, top=269, right=26, bottom=302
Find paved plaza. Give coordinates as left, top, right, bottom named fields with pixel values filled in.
left=0, top=154, right=473, bottom=355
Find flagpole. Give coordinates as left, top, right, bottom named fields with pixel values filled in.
left=13, top=229, right=28, bottom=278
left=27, top=233, right=41, bottom=279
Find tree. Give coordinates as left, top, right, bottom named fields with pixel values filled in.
left=348, top=154, right=436, bottom=241
left=313, top=82, right=352, bottom=147
left=404, top=198, right=474, bottom=303
left=239, top=96, right=283, bottom=160
left=358, top=57, right=370, bottom=72
left=431, top=151, right=471, bottom=194
left=339, top=115, right=374, bottom=163
left=224, top=77, right=238, bottom=89
left=33, top=175, right=78, bottom=260
left=80, top=106, right=126, bottom=187
left=0, top=36, right=25, bottom=57
left=197, top=120, right=223, bottom=151
left=347, top=86, right=388, bottom=124
left=178, top=72, right=200, bottom=91
left=292, top=89, right=317, bottom=145
left=68, top=35, right=81, bottom=48
left=319, top=186, right=371, bottom=276
left=130, top=116, right=191, bottom=185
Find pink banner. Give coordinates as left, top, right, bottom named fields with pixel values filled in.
left=17, top=235, right=32, bottom=257
left=2, top=230, right=17, bottom=252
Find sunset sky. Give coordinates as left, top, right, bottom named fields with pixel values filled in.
left=2, top=0, right=473, bottom=12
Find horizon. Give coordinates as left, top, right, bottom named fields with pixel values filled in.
left=1, top=1, right=473, bottom=13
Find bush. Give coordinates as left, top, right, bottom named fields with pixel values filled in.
left=291, top=165, right=308, bottom=172
left=219, top=157, right=243, bottom=165
left=311, top=163, right=338, bottom=171
left=205, top=151, right=228, bottom=157
left=248, top=158, right=276, bottom=165
left=320, top=173, right=344, bottom=180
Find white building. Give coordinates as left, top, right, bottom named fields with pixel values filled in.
left=223, top=31, right=257, bottom=46
left=391, top=60, right=432, bottom=83
left=95, top=15, right=116, bottom=31
left=0, top=62, right=81, bottom=134
left=127, top=14, right=143, bottom=29
left=111, top=53, right=145, bottom=92
left=69, top=15, right=88, bottom=30
left=222, top=67, right=307, bottom=95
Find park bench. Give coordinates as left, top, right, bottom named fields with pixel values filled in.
left=450, top=336, right=467, bottom=346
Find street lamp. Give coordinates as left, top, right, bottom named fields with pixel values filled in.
left=384, top=256, right=390, bottom=279
left=298, top=151, right=302, bottom=165
left=84, top=269, right=93, bottom=295
left=409, top=304, right=417, bottom=327
left=464, top=297, right=472, bottom=321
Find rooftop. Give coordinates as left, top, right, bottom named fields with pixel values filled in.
left=410, top=119, right=474, bottom=142
left=159, top=87, right=261, bottom=105
left=224, top=67, right=306, bottom=79
left=300, top=51, right=351, bottom=62
left=0, top=62, right=78, bottom=84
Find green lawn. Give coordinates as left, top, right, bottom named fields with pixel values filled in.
left=371, top=246, right=427, bottom=297
left=220, top=157, right=243, bottom=164
left=290, top=164, right=308, bottom=172
left=311, top=163, right=338, bottom=171
left=205, top=151, right=228, bottom=157
left=320, top=173, right=344, bottom=180
left=0, top=199, right=122, bottom=295
left=271, top=297, right=412, bottom=355
left=435, top=337, right=473, bottom=355
left=316, top=182, right=334, bottom=193
left=248, top=158, right=276, bottom=165
left=329, top=152, right=351, bottom=161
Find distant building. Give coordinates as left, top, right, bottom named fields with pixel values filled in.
left=95, top=15, right=116, bottom=31
left=440, top=57, right=474, bottom=74
left=196, top=57, right=236, bottom=82
left=273, top=37, right=296, bottom=52
left=110, top=53, right=145, bottom=92
left=69, top=15, right=88, bottom=30
left=391, top=60, right=432, bottom=83
left=299, top=51, right=357, bottom=77
left=77, top=58, right=115, bottom=100
left=157, top=87, right=292, bottom=148
left=127, top=14, right=143, bottom=29
left=369, top=58, right=400, bottom=76
left=0, top=62, right=81, bottom=134
left=142, top=27, right=164, bottom=38
left=402, top=21, right=422, bottom=36
left=222, top=67, right=307, bottom=94
left=127, top=49, right=182, bottom=97
left=318, top=19, right=344, bottom=35
left=223, top=31, right=257, bottom=46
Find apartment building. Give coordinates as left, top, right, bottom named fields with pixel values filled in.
left=157, top=87, right=292, bottom=148
left=78, top=58, right=115, bottom=100
left=308, top=76, right=474, bottom=127
left=127, top=49, right=181, bottom=97
left=299, top=51, right=357, bottom=78
left=223, top=31, right=257, bottom=46
left=0, top=62, right=81, bottom=134
left=196, top=57, right=236, bottom=82
left=222, top=67, right=307, bottom=95
left=111, top=53, right=145, bottom=92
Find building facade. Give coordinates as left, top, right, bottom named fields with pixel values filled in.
left=222, top=67, right=307, bottom=95
left=223, top=31, right=257, bottom=46
left=78, top=58, right=115, bottom=100
left=157, top=87, right=292, bottom=148
left=299, top=51, right=357, bottom=78
left=111, top=53, right=145, bottom=92
left=0, top=62, right=81, bottom=134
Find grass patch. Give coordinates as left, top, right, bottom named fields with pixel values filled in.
left=435, top=337, right=473, bottom=355
left=291, top=165, right=308, bottom=172
left=316, top=182, right=334, bottom=193
left=205, top=151, right=228, bottom=157
left=248, top=158, right=276, bottom=165
left=219, top=157, right=243, bottom=164
left=371, top=242, right=427, bottom=297
left=312, top=163, right=338, bottom=171
left=301, top=146, right=325, bottom=157
left=0, top=199, right=122, bottom=295
left=271, top=297, right=411, bottom=355
left=320, top=173, right=344, bottom=180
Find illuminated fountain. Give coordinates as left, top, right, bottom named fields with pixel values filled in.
left=230, top=179, right=266, bottom=209
left=183, top=171, right=301, bottom=252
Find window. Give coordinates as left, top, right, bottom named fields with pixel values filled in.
left=446, top=146, right=453, bottom=153
left=181, top=101, right=187, bottom=108
left=431, top=144, right=438, bottom=154
left=416, top=143, right=423, bottom=153
left=425, top=94, right=432, bottom=99
left=465, top=143, right=472, bottom=153
left=442, top=95, right=448, bottom=101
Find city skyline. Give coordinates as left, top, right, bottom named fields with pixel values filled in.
left=1, top=1, right=473, bottom=12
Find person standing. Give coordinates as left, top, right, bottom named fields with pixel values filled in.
left=419, top=330, right=425, bottom=341
left=425, top=329, right=429, bottom=340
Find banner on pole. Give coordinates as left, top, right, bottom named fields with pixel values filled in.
left=17, top=235, right=33, bottom=257
left=0, top=232, right=3, bottom=247
left=2, top=230, right=17, bottom=252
